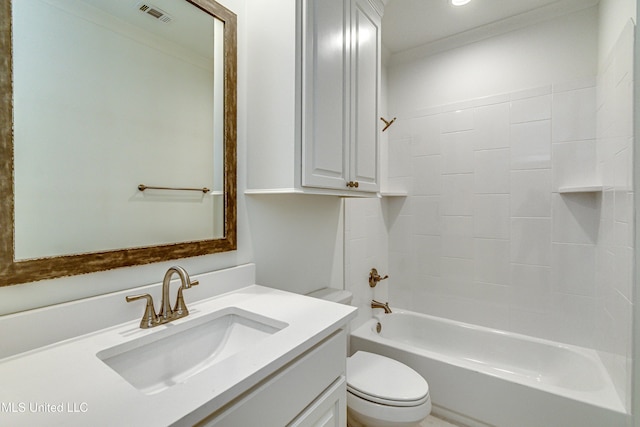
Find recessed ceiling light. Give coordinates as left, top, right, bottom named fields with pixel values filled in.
left=451, top=0, right=471, bottom=6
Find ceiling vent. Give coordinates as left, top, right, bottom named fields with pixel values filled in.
left=136, top=3, right=173, bottom=23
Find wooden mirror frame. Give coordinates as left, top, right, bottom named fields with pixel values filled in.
left=0, top=0, right=237, bottom=286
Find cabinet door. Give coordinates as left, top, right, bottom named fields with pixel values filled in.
left=200, top=331, right=346, bottom=426
left=350, top=0, right=380, bottom=192
left=302, top=0, right=350, bottom=190
left=288, top=377, right=346, bottom=427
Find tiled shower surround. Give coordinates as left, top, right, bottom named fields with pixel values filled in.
left=386, top=80, right=601, bottom=346
left=346, top=20, right=634, bottom=409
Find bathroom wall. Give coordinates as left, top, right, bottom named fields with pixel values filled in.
left=594, top=6, right=636, bottom=412
left=384, top=80, right=603, bottom=345
left=0, top=0, right=251, bottom=315
left=347, top=0, right=630, bottom=354
left=344, top=197, right=389, bottom=329
left=347, top=0, right=637, bottom=411
left=365, top=5, right=601, bottom=343
left=389, top=5, right=598, bottom=113
left=246, top=194, right=345, bottom=296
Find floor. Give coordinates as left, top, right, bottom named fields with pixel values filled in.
left=348, top=414, right=462, bottom=427
left=420, top=414, right=462, bottom=427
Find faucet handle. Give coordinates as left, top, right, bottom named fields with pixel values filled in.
left=126, top=293, right=158, bottom=329
left=369, top=268, right=389, bottom=288
left=173, top=279, right=199, bottom=318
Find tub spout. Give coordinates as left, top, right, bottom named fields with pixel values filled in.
left=371, top=299, right=392, bottom=314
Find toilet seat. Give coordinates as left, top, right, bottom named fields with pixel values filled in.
left=347, top=351, right=429, bottom=407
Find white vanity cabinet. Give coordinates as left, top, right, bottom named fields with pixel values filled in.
left=197, top=330, right=348, bottom=427
left=0, top=265, right=358, bottom=427
left=246, top=0, right=383, bottom=196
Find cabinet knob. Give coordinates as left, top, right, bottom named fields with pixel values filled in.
left=346, top=181, right=360, bottom=188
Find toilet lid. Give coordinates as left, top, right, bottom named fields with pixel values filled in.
left=347, top=351, right=429, bottom=407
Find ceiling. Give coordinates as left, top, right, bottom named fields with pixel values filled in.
left=381, top=0, right=599, bottom=54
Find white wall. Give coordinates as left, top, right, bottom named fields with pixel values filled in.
left=385, top=81, right=602, bottom=343
left=599, top=0, right=637, bottom=67
left=388, top=7, right=598, bottom=113
left=595, top=18, right=635, bottom=412
left=0, top=0, right=251, bottom=315
left=595, top=0, right=637, bottom=416
left=382, top=5, right=599, bottom=338
left=246, top=194, right=344, bottom=296
left=370, top=2, right=638, bottom=411
left=344, top=198, right=389, bottom=330
left=349, top=0, right=638, bottom=415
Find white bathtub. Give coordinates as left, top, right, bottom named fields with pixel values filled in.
left=350, top=310, right=628, bottom=427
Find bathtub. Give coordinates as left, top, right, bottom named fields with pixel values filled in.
left=350, top=310, right=628, bottom=427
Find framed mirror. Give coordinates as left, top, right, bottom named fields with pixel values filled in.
left=0, top=0, right=237, bottom=286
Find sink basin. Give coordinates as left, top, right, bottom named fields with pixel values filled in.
left=97, top=307, right=287, bottom=395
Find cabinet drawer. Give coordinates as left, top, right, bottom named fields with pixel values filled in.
left=199, top=329, right=347, bottom=426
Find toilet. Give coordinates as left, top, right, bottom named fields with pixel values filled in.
left=346, top=351, right=431, bottom=427
left=306, top=288, right=432, bottom=427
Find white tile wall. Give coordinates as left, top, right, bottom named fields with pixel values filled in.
left=510, top=120, right=552, bottom=170
left=344, top=198, right=390, bottom=331
left=551, top=243, right=596, bottom=296
left=382, top=82, right=606, bottom=347
left=473, top=194, right=510, bottom=239
left=345, top=19, right=634, bottom=413
left=474, top=149, right=510, bottom=193
left=510, top=217, right=553, bottom=266
left=594, top=20, right=635, bottom=411
left=441, top=131, right=475, bottom=174
left=474, top=239, right=510, bottom=285
left=441, top=174, right=474, bottom=215
left=551, top=193, right=599, bottom=244
left=552, top=87, right=597, bottom=142
left=474, top=103, right=510, bottom=150
left=510, top=169, right=552, bottom=217
left=552, top=140, right=597, bottom=189
left=510, top=93, right=552, bottom=123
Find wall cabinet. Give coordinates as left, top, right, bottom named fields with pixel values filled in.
left=246, top=0, right=383, bottom=196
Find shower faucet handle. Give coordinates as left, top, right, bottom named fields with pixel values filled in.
left=369, top=268, right=389, bottom=288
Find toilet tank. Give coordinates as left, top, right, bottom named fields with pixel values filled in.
left=306, top=288, right=353, bottom=305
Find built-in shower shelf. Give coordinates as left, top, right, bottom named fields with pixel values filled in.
left=558, top=185, right=603, bottom=194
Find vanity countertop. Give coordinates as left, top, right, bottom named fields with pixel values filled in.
left=0, top=285, right=356, bottom=426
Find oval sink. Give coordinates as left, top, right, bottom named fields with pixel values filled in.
left=96, top=307, right=287, bottom=395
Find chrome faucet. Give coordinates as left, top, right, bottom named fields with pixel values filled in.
left=371, top=299, right=392, bottom=314
left=126, top=266, right=199, bottom=329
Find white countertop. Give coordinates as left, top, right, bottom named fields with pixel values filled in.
left=0, top=284, right=356, bottom=426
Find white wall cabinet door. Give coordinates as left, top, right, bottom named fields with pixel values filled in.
left=302, top=0, right=380, bottom=193
left=302, top=0, right=350, bottom=190
left=349, top=0, right=380, bottom=193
